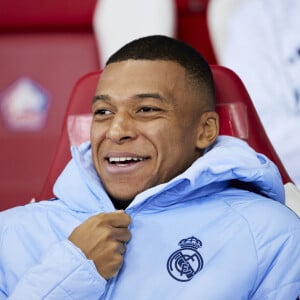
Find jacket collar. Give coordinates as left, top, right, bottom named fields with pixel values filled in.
left=53, top=136, right=285, bottom=213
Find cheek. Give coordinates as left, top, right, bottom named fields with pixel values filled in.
left=90, top=125, right=106, bottom=163
left=90, top=123, right=96, bottom=140
left=158, top=125, right=188, bottom=149
left=152, top=126, right=187, bottom=167
left=90, top=123, right=105, bottom=145
left=156, top=124, right=199, bottom=165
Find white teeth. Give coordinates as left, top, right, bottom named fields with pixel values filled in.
left=108, top=157, right=144, bottom=163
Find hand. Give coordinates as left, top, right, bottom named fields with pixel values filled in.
left=69, top=210, right=131, bottom=279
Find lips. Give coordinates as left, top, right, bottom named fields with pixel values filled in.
left=108, top=157, right=146, bottom=164
left=105, top=154, right=149, bottom=168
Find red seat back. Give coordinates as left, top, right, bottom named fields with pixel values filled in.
left=0, top=0, right=99, bottom=210
left=176, top=0, right=216, bottom=64
left=39, top=71, right=101, bottom=201
left=213, top=65, right=291, bottom=184
left=0, top=0, right=218, bottom=210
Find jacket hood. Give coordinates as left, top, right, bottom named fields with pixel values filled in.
left=53, top=136, right=285, bottom=213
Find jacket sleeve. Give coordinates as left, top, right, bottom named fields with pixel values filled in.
left=250, top=210, right=300, bottom=299
left=6, top=240, right=107, bottom=299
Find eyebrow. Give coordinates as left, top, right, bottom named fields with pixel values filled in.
left=135, top=93, right=166, bottom=102
left=92, top=92, right=166, bottom=104
left=92, top=94, right=109, bottom=104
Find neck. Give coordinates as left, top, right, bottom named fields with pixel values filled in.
left=111, top=197, right=132, bottom=210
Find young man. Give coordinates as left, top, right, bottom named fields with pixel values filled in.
left=0, top=35, right=299, bottom=299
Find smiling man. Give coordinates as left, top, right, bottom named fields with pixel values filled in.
left=0, top=35, right=299, bottom=299
left=90, top=59, right=217, bottom=207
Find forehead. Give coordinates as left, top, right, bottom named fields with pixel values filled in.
left=96, top=60, right=189, bottom=96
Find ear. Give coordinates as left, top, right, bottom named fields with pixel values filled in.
left=196, top=111, right=219, bottom=150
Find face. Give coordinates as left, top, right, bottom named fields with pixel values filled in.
left=91, top=60, right=218, bottom=205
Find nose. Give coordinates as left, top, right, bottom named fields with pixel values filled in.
left=106, top=112, right=137, bottom=143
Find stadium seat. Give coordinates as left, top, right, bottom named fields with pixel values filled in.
left=176, top=0, right=217, bottom=64
left=0, top=0, right=99, bottom=210
left=0, top=0, right=217, bottom=211
left=38, top=65, right=300, bottom=216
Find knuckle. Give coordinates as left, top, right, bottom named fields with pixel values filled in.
left=101, top=227, right=114, bottom=241
left=114, top=254, right=124, bottom=266
left=96, top=213, right=110, bottom=225
left=125, top=213, right=131, bottom=223
left=125, top=229, right=132, bottom=241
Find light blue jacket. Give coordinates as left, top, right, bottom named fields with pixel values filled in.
left=0, top=136, right=299, bottom=299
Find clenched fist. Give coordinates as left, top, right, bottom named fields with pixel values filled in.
left=69, top=210, right=131, bottom=279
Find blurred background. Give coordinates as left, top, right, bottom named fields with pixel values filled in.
left=1, top=0, right=299, bottom=211
left=0, top=0, right=216, bottom=210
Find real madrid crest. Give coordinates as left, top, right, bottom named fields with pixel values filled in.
left=167, top=236, right=203, bottom=282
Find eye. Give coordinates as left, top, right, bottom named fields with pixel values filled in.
left=138, top=106, right=161, bottom=113
left=93, top=109, right=112, bottom=116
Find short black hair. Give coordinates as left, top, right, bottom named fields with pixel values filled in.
left=106, top=35, right=215, bottom=110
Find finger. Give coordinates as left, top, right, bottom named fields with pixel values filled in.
left=112, top=227, right=132, bottom=243
left=107, top=210, right=131, bottom=228
left=113, top=210, right=131, bottom=228
left=118, top=242, right=126, bottom=256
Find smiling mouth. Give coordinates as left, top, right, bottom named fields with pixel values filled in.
left=106, top=156, right=149, bottom=166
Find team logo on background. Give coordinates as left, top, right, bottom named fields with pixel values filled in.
left=0, top=77, right=50, bottom=131
left=167, top=236, right=203, bottom=282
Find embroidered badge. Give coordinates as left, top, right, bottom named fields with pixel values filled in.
left=167, top=236, right=203, bottom=282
